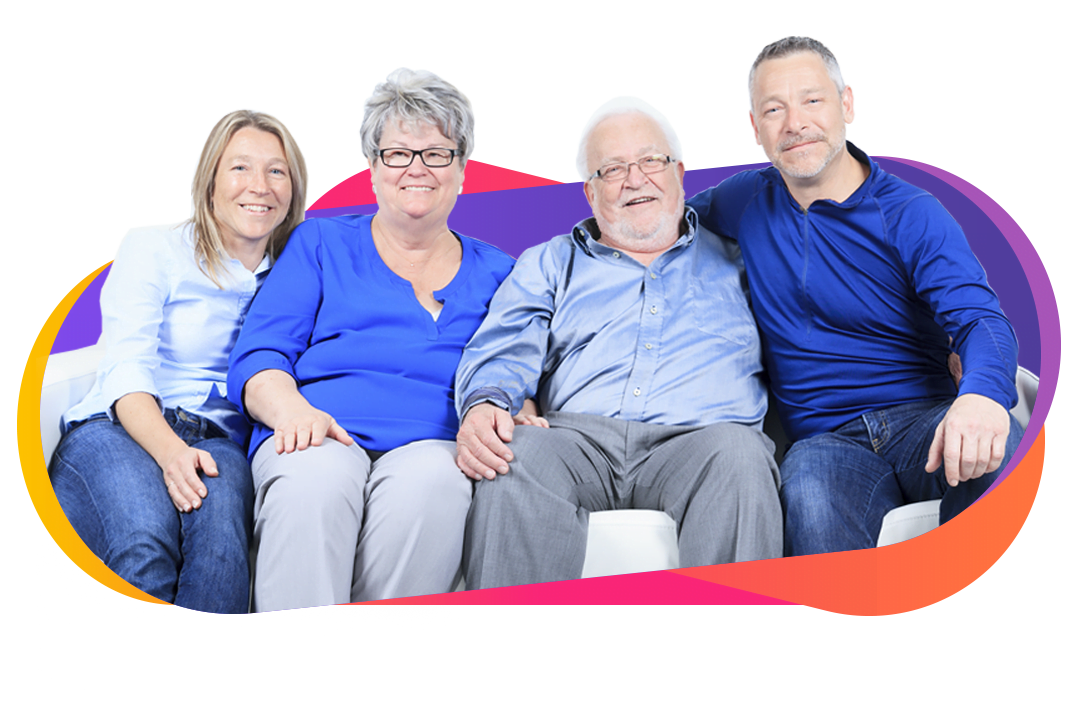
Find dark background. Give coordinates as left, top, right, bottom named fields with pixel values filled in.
left=19, top=36, right=1073, bottom=714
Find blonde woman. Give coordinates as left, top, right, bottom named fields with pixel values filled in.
left=50, top=110, right=307, bottom=613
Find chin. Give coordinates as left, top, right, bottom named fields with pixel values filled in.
left=606, top=213, right=681, bottom=253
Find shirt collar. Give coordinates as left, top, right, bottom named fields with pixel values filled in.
left=254, top=253, right=273, bottom=277
left=572, top=207, right=699, bottom=257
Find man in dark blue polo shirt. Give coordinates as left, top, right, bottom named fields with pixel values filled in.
left=689, top=36, right=1024, bottom=556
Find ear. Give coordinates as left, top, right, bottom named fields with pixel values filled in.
left=584, top=179, right=596, bottom=209
left=676, top=161, right=686, bottom=186
left=842, top=85, right=855, bottom=124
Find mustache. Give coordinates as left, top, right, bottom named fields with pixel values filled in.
left=778, top=134, right=826, bottom=152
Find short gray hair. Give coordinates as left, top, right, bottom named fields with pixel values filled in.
left=748, top=36, right=846, bottom=106
left=360, top=68, right=475, bottom=163
left=576, top=97, right=683, bottom=181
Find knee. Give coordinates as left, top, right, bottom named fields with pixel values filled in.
left=255, top=443, right=367, bottom=526
left=374, top=441, right=471, bottom=513
left=110, top=514, right=180, bottom=569
left=468, top=471, right=525, bottom=519
left=194, top=439, right=254, bottom=515
left=779, top=453, right=842, bottom=526
left=688, top=424, right=779, bottom=493
left=506, top=424, right=571, bottom=464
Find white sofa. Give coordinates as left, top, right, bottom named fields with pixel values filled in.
left=38, top=342, right=1039, bottom=579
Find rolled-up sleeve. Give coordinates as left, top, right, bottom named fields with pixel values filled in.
left=454, top=243, right=562, bottom=420
left=227, top=221, right=325, bottom=417
left=98, top=230, right=173, bottom=419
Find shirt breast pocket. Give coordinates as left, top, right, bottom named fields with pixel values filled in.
left=690, top=280, right=756, bottom=346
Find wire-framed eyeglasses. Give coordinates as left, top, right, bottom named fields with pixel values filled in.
left=591, top=154, right=673, bottom=182
left=379, top=147, right=459, bottom=168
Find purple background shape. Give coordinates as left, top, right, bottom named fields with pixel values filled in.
left=51, top=159, right=1042, bottom=378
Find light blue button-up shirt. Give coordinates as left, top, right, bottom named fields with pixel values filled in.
left=455, top=208, right=767, bottom=428
left=63, top=223, right=270, bottom=446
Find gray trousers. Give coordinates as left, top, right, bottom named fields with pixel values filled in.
left=251, top=438, right=471, bottom=611
left=463, top=412, right=783, bottom=590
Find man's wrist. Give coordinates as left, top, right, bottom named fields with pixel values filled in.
left=461, top=387, right=513, bottom=420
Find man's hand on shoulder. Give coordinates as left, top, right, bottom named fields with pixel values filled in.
left=926, top=393, right=1011, bottom=486
left=456, top=403, right=516, bottom=481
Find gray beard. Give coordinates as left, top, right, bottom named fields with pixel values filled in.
left=775, top=134, right=845, bottom=180
left=597, top=196, right=685, bottom=254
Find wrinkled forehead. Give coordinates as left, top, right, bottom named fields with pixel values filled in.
left=587, top=112, right=671, bottom=164
left=751, top=51, right=836, bottom=100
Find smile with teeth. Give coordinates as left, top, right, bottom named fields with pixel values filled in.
left=624, top=197, right=656, bottom=207
left=241, top=204, right=273, bottom=213
left=402, top=185, right=434, bottom=192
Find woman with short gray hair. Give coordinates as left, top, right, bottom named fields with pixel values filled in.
left=228, top=68, right=515, bottom=611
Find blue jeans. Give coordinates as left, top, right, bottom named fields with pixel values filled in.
left=779, top=399, right=1024, bottom=556
left=49, top=409, right=253, bottom=613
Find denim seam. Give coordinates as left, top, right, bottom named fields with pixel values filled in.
left=50, top=451, right=111, bottom=561
left=876, top=413, right=890, bottom=454
left=861, top=467, right=899, bottom=547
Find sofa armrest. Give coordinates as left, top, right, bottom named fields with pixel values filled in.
left=41, top=343, right=105, bottom=464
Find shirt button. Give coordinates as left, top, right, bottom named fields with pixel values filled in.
left=633, top=388, right=641, bottom=396
left=650, top=305, right=657, bottom=314
left=650, top=273, right=657, bottom=279
left=645, top=343, right=652, bottom=350
left=613, top=252, right=620, bottom=258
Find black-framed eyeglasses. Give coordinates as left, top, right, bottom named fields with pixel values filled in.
left=592, top=154, right=673, bottom=182
left=379, top=147, right=459, bottom=168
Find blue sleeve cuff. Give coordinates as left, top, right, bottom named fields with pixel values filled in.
left=227, top=350, right=296, bottom=419
left=958, top=367, right=1019, bottom=413
left=460, top=387, right=513, bottom=421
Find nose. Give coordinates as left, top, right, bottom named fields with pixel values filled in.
left=624, top=161, right=649, bottom=187
left=250, top=170, right=270, bottom=195
left=405, top=154, right=430, bottom=174
left=785, top=105, right=808, bottom=134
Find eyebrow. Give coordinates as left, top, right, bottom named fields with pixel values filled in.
left=759, top=85, right=833, bottom=106
left=225, top=154, right=288, bottom=164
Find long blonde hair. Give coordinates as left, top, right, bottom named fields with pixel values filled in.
left=190, top=110, right=307, bottom=286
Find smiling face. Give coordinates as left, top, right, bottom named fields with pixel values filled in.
left=583, top=112, right=686, bottom=254
left=750, top=51, right=854, bottom=181
left=370, top=119, right=464, bottom=227
left=211, top=127, right=292, bottom=252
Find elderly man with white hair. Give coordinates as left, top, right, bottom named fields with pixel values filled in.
left=454, top=98, right=782, bottom=590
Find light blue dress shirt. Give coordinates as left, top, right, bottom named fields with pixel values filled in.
left=455, top=209, right=767, bottom=428
left=63, top=223, right=270, bottom=446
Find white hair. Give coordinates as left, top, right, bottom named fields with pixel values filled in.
left=575, top=97, right=683, bottom=181
left=360, top=68, right=475, bottom=162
